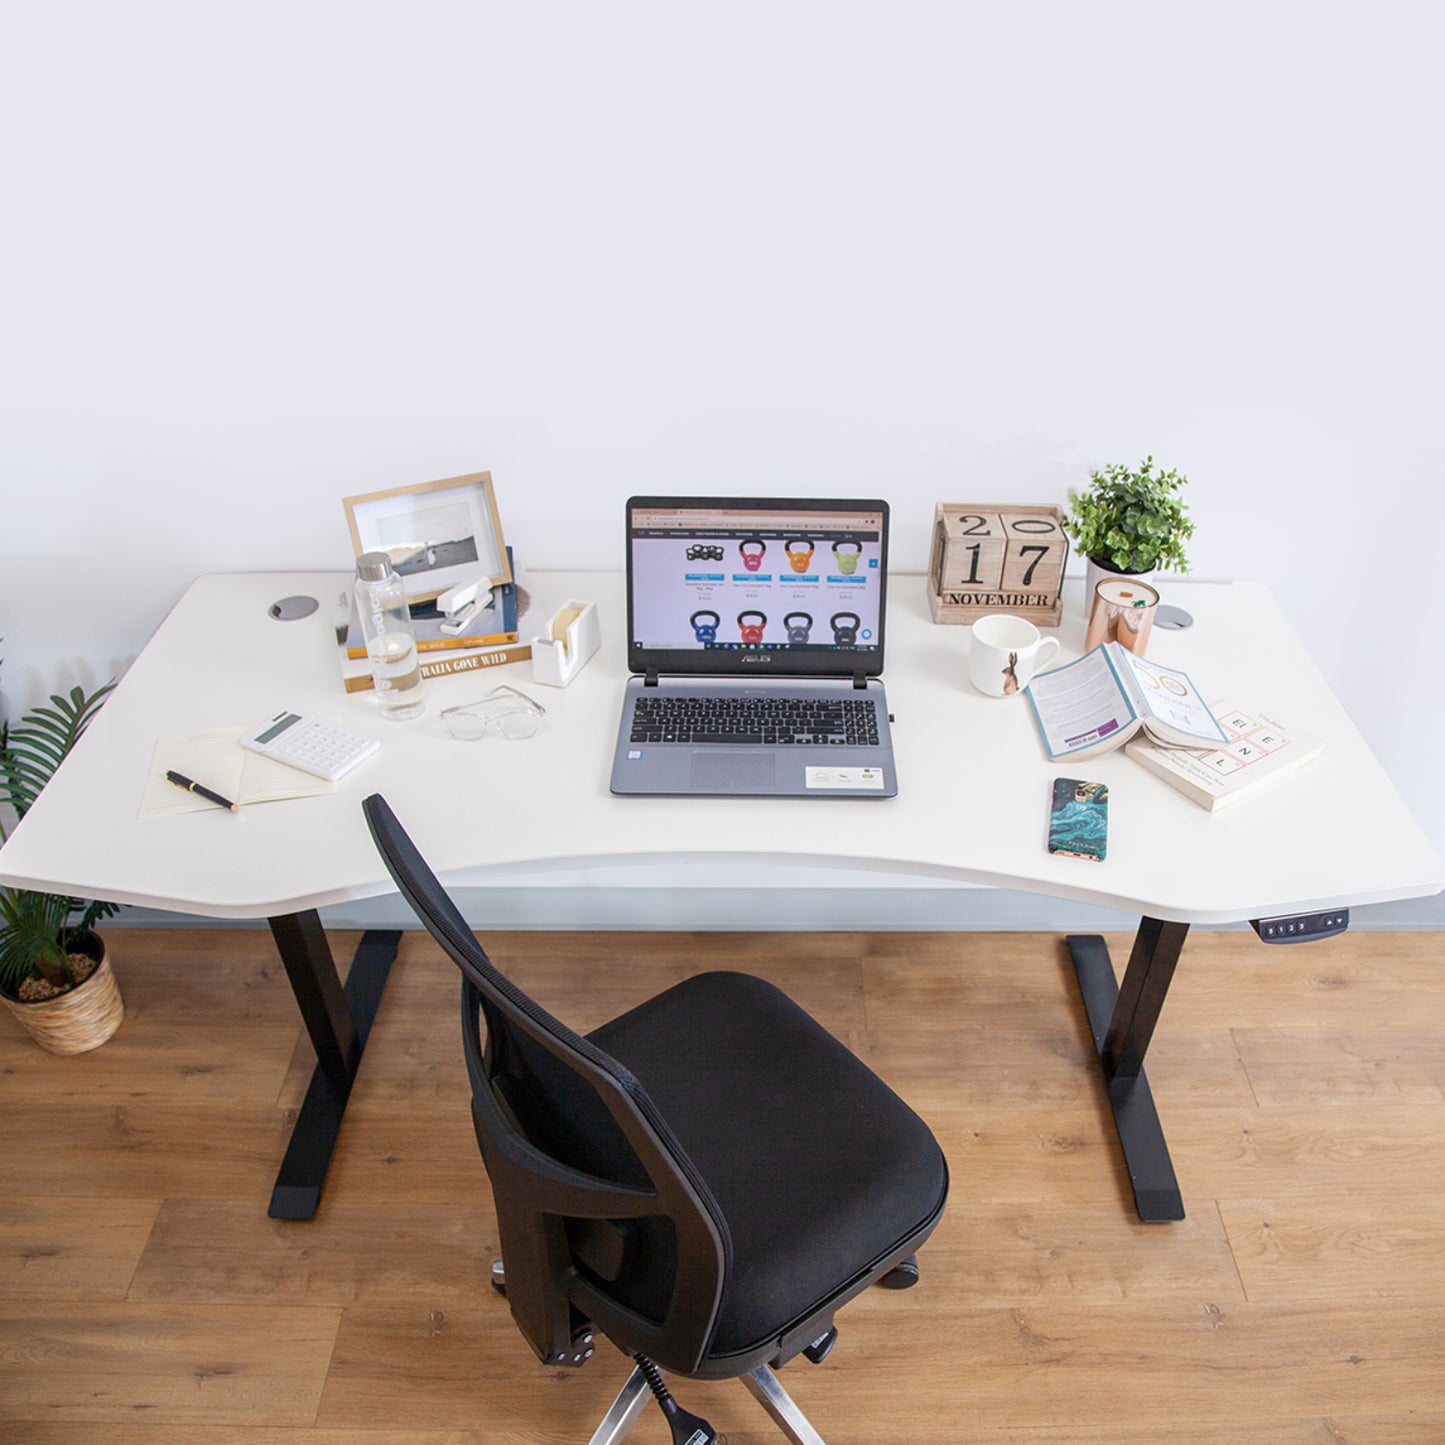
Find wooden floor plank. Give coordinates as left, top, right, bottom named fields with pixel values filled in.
left=1111, top=930, right=1445, bottom=1030
left=0, top=1100, right=290, bottom=1203
left=1169, top=1103, right=1445, bottom=1199
left=99, top=928, right=359, bottom=1026
left=1235, top=1025, right=1445, bottom=1105
left=816, top=1301, right=1445, bottom=1431
left=1219, top=1192, right=1445, bottom=1304
left=920, top=1200, right=1244, bottom=1303
left=128, top=1197, right=498, bottom=1307
left=0, top=1301, right=340, bottom=1427
left=973, top=1419, right=1445, bottom=1444
left=0, top=1022, right=300, bottom=1102
left=0, top=1197, right=161, bottom=1301
left=5, top=1431, right=490, bottom=1445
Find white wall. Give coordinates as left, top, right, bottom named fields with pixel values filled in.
left=4, top=5, right=1442, bottom=917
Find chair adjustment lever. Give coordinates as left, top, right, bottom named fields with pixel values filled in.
left=802, top=1326, right=838, bottom=1364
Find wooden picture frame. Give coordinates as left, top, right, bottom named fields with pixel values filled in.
left=343, top=470, right=511, bottom=603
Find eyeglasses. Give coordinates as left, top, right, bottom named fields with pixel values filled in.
left=440, top=685, right=547, bottom=741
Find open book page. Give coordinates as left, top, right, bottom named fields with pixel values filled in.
left=1024, top=646, right=1143, bottom=760
left=140, top=728, right=335, bottom=817
left=1116, top=648, right=1229, bottom=748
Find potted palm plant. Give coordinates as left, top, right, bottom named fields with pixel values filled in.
left=0, top=677, right=123, bottom=1053
left=1064, top=455, right=1194, bottom=603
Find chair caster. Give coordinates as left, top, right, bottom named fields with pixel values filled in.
left=878, top=1254, right=920, bottom=1289
left=490, top=1259, right=507, bottom=1296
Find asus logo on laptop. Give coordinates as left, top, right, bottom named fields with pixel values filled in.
left=741, top=654, right=772, bottom=664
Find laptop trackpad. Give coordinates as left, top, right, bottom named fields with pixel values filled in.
left=690, top=751, right=776, bottom=792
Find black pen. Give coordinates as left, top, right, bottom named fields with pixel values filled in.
left=165, top=770, right=238, bottom=812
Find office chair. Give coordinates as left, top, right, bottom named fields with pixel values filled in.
left=363, top=793, right=949, bottom=1444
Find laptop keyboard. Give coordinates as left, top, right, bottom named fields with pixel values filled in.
left=630, top=694, right=882, bottom=746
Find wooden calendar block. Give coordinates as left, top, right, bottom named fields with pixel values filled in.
left=928, top=502, right=1069, bottom=626
left=933, top=510, right=1008, bottom=590
left=998, top=510, right=1067, bottom=595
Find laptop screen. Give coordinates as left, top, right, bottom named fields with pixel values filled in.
left=626, top=496, right=890, bottom=679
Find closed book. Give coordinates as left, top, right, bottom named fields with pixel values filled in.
left=1124, top=702, right=1323, bottom=811
left=339, top=639, right=532, bottom=693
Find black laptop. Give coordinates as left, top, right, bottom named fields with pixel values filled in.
left=609, top=496, right=898, bottom=797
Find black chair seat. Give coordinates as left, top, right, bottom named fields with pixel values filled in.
left=590, top=970, right=947, bottom=1362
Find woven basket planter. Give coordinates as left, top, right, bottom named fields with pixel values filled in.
left=0, top=932, right=123, bottom=1054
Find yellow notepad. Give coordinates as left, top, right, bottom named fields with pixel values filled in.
left=141, top=729, right=336, bottom=817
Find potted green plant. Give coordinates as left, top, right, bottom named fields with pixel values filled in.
left=1065, top=455, right=1194, bottom=603
left=0, top=677, right=123, bottom=1053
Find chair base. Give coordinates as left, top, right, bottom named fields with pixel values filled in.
left=588, top=1362, right=826, bottom=1445
left=741, top=1363, right=828, bottom=1445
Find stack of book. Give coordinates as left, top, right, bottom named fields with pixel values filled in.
left=338, top=553, right=536, bottom=693
left=1124, top=702, right=1323, bottom=811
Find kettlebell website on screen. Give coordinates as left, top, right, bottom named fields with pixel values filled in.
left=630, top=505, right=884, bottom=653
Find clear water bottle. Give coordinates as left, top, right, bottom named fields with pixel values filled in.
left=354, top=552, right=426, bottom=721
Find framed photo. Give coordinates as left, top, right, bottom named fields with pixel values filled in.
left=343, top=470, right=511, bottom=602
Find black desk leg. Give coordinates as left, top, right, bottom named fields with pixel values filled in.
left=1068, top=919, right=1190, bottom=1223
left=266, top=913, right=401, bottom=1220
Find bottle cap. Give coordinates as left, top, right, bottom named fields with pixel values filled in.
left=356, top=551, right=394, bottom=582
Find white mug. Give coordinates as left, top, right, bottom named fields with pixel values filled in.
left=968, top=613, right=1061, bottom=697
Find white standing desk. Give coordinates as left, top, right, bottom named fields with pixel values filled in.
left=2, top=570, right=1440, bottom=1221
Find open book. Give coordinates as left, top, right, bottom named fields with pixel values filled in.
left=1025, top=642, right=1229, bottom=762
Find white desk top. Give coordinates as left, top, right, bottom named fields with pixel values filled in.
left=1, top=571, right=1440, bottom=924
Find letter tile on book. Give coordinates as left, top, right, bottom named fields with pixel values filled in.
left=1123, top=702, right=1323, bottom=811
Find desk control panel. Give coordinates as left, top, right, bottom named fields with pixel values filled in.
left=1250, top=909, right=1350, bottom=944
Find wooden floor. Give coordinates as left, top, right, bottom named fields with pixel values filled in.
left=2, top=926, right=1444, bottom=1443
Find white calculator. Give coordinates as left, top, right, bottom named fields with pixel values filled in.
left=240, top=710, right=380, bottom=781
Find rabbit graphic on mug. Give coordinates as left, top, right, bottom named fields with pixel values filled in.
left=969, top=615, right=1060, bottom=697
